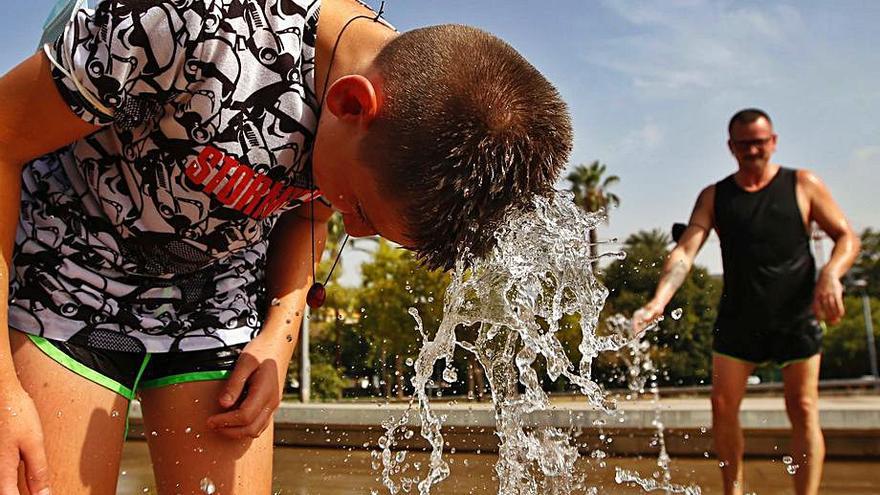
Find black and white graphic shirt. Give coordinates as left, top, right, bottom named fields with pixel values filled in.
left=9, top=0, right=322, bottom=352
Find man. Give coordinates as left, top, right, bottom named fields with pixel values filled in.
left=0, top=1, right=572, bottom=493
left=634, top=109, right=859, bottom=495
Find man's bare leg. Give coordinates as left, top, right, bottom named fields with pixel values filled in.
left=139, top=380, right=274, bottom=495
left=782, top=354, right=824, bottom=495
left=711, top=353, right=756, bottom=495
left=10, top=330, right=128, bottom=495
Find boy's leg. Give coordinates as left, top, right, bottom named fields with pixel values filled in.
left=711, top=353, right=756, bottom=495
left=139, top=380, right=274, bottom=495
left=781, top=354, right=824, bottom=495
left=10, top=330, right=129, bottom=495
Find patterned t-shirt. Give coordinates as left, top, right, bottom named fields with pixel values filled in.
left=9, top=0, right=322, bottom=352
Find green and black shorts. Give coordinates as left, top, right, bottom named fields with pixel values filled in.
left=22, top=330, right=244, bottom=401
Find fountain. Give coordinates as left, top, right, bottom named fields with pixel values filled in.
left=374, top=191, right=703, bottom=494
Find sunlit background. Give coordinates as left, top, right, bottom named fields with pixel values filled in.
left=2, top=0, right=877, bottom=282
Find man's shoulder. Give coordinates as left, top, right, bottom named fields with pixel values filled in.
left=792, top=168, right=825, bottom=191
left=693, top=183, right=717, bottom=211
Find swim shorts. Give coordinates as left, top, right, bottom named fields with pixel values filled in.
left=21, top=329, right=244, bottom=401
left=712, top=318, right=824, bottom=367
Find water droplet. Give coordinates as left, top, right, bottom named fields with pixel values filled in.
left=782, top=455, right=793, bottom=464
left=111, top=410, right=120, bottom=418
left=200, top=477, right=216, bottom=494
left=786, top=464, right=799, bottom=475
left=671, top=307, right=683, bottom=320
left=270, top=297, right=281, bottom=306
left=405, top=358, right=414, bottom=367
left=442, top=367, right=458, bottom=383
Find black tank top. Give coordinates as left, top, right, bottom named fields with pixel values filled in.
left=713, top=167, right=816, bottom=330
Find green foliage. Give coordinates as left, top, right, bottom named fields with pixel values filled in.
left=358, top=240, right=449, bottom=356
left=821, top=295, right=880, bottom=379
left=356, top=240, right=450, bottom=395
left=567, top=161, right=621, bottom=266
left=851, top=228, right=880, bottom=298
left=598, top=229, right=720, bottom=386
left=566, top=161, right=621, bottom=215
left=307, top=362, right=348, bottom=400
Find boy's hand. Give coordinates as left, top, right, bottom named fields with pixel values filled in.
left=206, top=334, right=289, bottom=439
left=632, top=300, right=665, bottom=335
left=0, top=385, right=51, bottom=495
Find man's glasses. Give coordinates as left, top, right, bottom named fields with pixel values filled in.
left=731, top=137, right=774, bottom=150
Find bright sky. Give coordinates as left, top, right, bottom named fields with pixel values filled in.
left=2, top=1, right=878, bottom=283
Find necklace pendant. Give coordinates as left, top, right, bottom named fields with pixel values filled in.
left=307, top=282, right=326, bottom=308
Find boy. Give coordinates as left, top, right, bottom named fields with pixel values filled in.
left=0, top=0, right=572, bottom=493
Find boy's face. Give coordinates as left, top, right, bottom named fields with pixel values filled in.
left=311, top=72, right=415, bottom=247
left=312, top=133, right=413, bottom=247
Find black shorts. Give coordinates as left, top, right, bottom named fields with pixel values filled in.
left=712, top=318, right=824, bottom=366
left=22, top=330, right=244, bottom=401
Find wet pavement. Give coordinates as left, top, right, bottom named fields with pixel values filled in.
left=117, top=441, right=880, bottom=494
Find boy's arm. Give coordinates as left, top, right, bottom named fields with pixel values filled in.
left=0, top=53, right=101, bottom=495
left=208, top=202, right=332, bottom=438
left=798, top=170, right=860, bottom=324
left=262, top=202, right=333, bottom=349
left=633, top=185, right=715, bottom=333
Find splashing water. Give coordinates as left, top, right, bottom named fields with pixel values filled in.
left=607, top=314, right=701, bottom=494
left=379, top=192, right=637, bottom=494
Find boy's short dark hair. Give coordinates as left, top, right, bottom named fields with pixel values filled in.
left=728, top=108, right=772, bottom=135
left=362, top=24, right=573, bottom=270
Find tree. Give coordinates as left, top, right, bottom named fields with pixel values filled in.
left=566, top=161, right=620, bottom=267
left=850, top=228, right=880, bottom=298
left=822, top=295, right=880, bottom=379
left=357, top=239, right=450, bottom=397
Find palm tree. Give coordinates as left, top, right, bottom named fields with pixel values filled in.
left=566, top=161, right=621, bottom=268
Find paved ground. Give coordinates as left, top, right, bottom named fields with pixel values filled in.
left=117, top=442, right=880, bottom=494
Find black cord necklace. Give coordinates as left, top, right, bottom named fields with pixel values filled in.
left=305, top=1, right=387, bottom=309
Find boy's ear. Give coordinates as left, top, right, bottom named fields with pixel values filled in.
left=325, top=75, right=379, bottom=125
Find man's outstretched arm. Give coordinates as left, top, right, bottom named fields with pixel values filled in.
left=798, top=170, right=860, bottom=324
left=633, top=185, right=715, bottom=333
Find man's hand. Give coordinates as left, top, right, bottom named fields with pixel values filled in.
left=0, top=385, right=51, bottom=495
left=633, top=299, right=665, bottom=335
left=812, top=271, right=845, bottom=325
left=206, top=333, right=289, bottom=439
